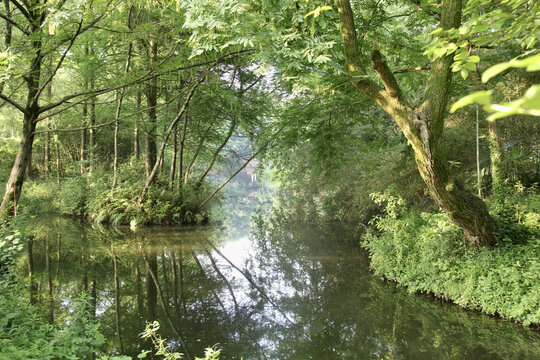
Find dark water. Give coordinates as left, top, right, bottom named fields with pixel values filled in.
left=16, top=213, right=540, bottom=360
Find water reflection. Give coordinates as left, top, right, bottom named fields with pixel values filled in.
left=18, top=216, right=540, bottom=359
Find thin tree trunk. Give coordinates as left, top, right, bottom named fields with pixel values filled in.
left=138, top=84, right=198, bottom=204
left=88, top=79, right=96, bottom=174
left=80, top=126, right=87, bottom=175
left=112, top=43, right=133, bottom=189
left=140, top=245, right=193, bottom=360
left=171, top=251, right=179, bottom=313
left=145, top=249, right=157, bottom=321
left=134, top=90, right=141, bottom=160
left=476, top=104, right=481, bottom=197
left=470, top=69, right=503, bottom=197
left=27, top=238, right=36, bottom=305
left=80, top=47, right=89, bottom=175
left=55, top=141, right=61, bottom=185
left=145, top=40, right=158, bottom=179
left=177, top=245, right=187, bottom=314
left=169, top=128, right=177, bottom=190
left=184, top=123, right=213, bottom=185
left=177, top=113, right=189, bottom=187
left=135, top=266, right=144, bottom=328
left=195, top=118, right=236, bottom=189
left=488, top=119, right=502, bottom=196
left=0, top=0, right=11, bottom=91
left=44, top=83, right=52, bottom=179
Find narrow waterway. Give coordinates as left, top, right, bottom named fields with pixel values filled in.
left=17, top=206, right=540, bottom=359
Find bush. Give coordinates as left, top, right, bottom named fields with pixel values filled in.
left=0, top=278, right=105, bottom=359
left=59, top=177, right=88, bottom=216
left=362, top=187, right=540, bottom=326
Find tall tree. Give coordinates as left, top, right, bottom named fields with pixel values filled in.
left=182, top=0, right=502, bottom=245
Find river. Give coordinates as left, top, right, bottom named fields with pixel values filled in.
left=16, top=201, right=540, bottom=359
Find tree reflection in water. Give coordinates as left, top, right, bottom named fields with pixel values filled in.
left=18, top=215, right=540, bottom=359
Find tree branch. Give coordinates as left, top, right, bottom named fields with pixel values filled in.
left=0, top=12, right=29, bottom=35
left=335, top=0, right=401, bottom=113
left=394, top=65, right=431, bottom=74
left=411, top=0, right=441, bottom=21
left=36, top=16, right=85, bottom=100
left=36, top=49, right=252, bottom=119
left=9, top=0, right=31, bottom=21
left=32, top=89, right=184, bottom=135
left=371, top=45, right=404, bottom=101
left=0, top=92, right=29, bottom=115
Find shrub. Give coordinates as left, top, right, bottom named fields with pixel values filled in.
left=363, top=187, right=540, bottom=326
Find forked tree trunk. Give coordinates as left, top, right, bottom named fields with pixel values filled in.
left=336, top=0, right=497, bottom=246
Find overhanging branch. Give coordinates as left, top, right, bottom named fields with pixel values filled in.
left=0, top=92, right=29, bottom=115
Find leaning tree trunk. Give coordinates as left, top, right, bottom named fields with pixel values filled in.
left=0, top=112, right=38, bottom=217
left=336, top=0, right=497, bottom=246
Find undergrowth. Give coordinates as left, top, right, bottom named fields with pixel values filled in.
left=17, top=162, right=214, bottom=226
left=362, top=186, right=540, bottom=326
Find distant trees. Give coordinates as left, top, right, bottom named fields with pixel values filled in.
left=0, top=0, right=269, bottom=223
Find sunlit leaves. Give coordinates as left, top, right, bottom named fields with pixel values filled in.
left=451, top=53, right=540, bottom=120
left=450, top=90, right=493, bottom=113
left=482, top=53, right=540, bottom=83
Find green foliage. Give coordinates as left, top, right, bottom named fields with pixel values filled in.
left=0, top=138, right=17, bottom=186
left=60, top=177, right=88, bottom=216
left=51, top=162, right=213, bottom=225
left=451, top=53, right=540, bottom=120
left=139, top=322, right=221, bottom=360
left=363, top=187, right=540, bottom=326
left=0, top=228, right=25, bottom=268
left=0, top=281, right=105, bottom=359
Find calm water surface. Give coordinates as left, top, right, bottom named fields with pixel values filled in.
left=17, top=211, right=540, bottom=359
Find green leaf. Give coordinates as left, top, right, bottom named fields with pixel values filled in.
left=521, top=85, right=540, bottom=112
left=468, top=55, right=480, bottom=63
left=482, top=63, right=511, bottom=83
left=450, top=90, right=493, bottom=113
left=464, top=62, right=476, bottom=71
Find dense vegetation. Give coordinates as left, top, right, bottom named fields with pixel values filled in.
left=0, top=0, right=539, bottom=358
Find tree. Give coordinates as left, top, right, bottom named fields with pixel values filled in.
left=182, top=0, right=500, bottom=245
left=0, top=0, right=114, bottom=218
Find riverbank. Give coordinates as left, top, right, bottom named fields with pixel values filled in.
left=362, top=188, right=540, bottom=326
left=15, top=177, right=212, bottom=226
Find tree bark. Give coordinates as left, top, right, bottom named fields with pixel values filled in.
left=0, top=3, right=46, bottom=216
left=44, top=83, right=52, bottom=179
left=145, top=40, right=158, bottom=179
left=134, top=89, right=141, bottom=160
left=335, top=0, right=497, bottom=246
left=488, top=119, right=502, bottom=196
left=88, top=79, right=96, bottom=174
left=112, top=42, right=133, bottom=189
left=169, top=128, right=177, bottom=190
left=177, top=112, right=189, bottom=188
